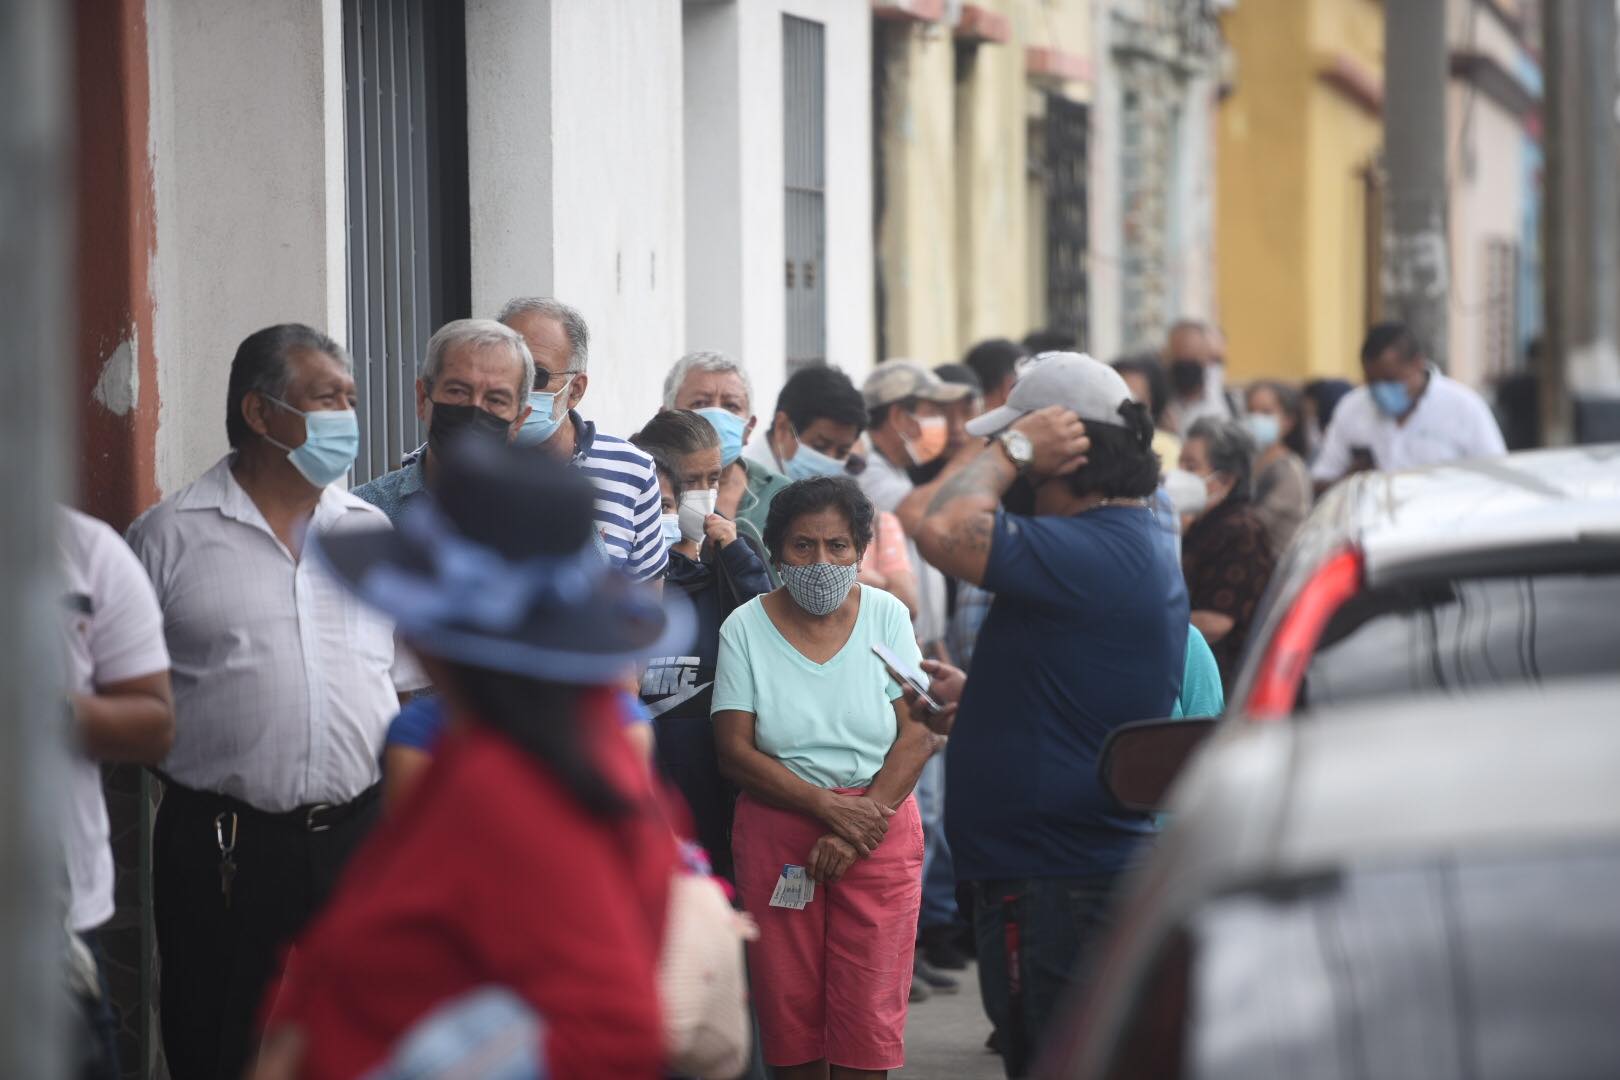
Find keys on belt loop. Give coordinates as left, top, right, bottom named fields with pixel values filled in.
left=214, top=811, right=238, bottom=910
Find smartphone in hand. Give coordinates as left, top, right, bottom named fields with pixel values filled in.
left=872, top=643, right=943, bottom=713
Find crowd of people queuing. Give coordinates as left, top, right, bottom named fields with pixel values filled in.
left=55, top=296, right=1510, bottom=1079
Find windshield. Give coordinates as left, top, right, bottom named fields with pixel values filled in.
left=1297, top=569, right=1620, bottom=710
left=1104, top=846, right=1620, bottom=1079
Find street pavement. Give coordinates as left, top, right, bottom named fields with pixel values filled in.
left=896, top=963, right=1005, bottom=1079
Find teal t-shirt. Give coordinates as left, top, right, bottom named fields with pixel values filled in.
left=711, top=585, right=920, bottom=789
left=1172, top=625, right=1225, bottom=719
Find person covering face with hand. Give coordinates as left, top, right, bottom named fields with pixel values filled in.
left=353, top=320, right=535, bottom=524
left=712, top=476, right=937, bottom=1077
left=629, top=410, right=772, bottom=883
left=914, top=353, right=1188, bottom=1077
left=664, top=350, right=792, bottom=566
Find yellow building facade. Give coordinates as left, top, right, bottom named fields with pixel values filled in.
left=874, top=0, right=1094, bottom=366
left=1217, top=0, right=1384, bottom=383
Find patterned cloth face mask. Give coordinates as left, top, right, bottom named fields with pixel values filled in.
left=778, top=561, right=859, bottom=616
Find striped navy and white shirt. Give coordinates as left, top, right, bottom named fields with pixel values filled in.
left=569, top=412, right=669, bottom=582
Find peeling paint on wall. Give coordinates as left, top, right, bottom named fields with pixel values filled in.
left=91, top=333, right=140, bottom=417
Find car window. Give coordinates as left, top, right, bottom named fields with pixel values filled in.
left=1298, top=570, right=1620, bottom=710
left=1104, top=847, right=1620, bottom=1079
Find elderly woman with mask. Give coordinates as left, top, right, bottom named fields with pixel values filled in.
left=713, top=476, right=936, bottom=1079
left=1178, top=418, right=1278, bottom=687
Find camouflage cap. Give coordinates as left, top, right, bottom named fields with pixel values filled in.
left=861, top=359, right=974, bottom=410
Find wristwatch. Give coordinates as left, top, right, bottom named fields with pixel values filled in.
left=997, top=429, right=1034, bottom=472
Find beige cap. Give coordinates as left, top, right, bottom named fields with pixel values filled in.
left=861, top=359, right=974, bottom=410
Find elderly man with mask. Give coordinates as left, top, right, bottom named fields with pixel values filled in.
left=353, top=319, right=535, bottom=523
left=1313, top=321, right=1506, bottom=488
left=499, top=296, right=669, bottom=583
left=127, top=324, right=423, bottom=1080
left=663, top=350, right=790, bottom=555
left=1162, top=319, right=1233, bottom=436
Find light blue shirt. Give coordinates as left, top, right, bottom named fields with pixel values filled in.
left=712, top=586, right=920, bottom=789
left=1172, top=625, right=1225, bottom=719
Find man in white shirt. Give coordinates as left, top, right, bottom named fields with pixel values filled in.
left=59, top=506, right=174, bottom=1077
left=127, top=323, right=420, bottom=1080
left=1313, top=322, right=1507, bottom=487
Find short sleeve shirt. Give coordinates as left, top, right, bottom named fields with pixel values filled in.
left=712, top=587, right=919, bottom=789
left=946, top=506, right=1189, bottom=881
left=1312, top=369, right=1508, bottom=482
left=1172, top=626, right=1225, bottom=719
left=59, top=507, right=171, bottom=931
left=571, top=415, right=669, bottom=582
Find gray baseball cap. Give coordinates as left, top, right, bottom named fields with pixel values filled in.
left=862, top=358, right=974, bottom=410
left=965, top=351, right=1135, bottom=437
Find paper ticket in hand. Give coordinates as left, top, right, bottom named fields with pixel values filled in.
left=769, top=864, right=815, bottom=910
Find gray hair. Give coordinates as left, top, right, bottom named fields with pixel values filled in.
left=421, top=318, right=536, bottom=402
left=496, top=297, right=590, bottom=373
left=1188, top=417, right=1256, bottom=498
left=662, top=350, right=754, bottom=411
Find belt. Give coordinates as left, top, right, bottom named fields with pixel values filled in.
left=158, top=776, right=382, bottom=834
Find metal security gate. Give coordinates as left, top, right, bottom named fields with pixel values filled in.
left=1045, top=94, right=1091, bottom=351
left=783, top=16, right=826, bottom=372
left=343, top=0, right=470, bottom=483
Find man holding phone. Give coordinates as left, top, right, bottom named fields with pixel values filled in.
left=914, top=353, right=1188, bottom=1076
left=1314, top=322, right=1505, bottom=489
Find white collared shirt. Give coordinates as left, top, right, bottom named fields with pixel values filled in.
left=127, top=456, right=420, bottom=811
left=1312, top=367, right=1507, bottom=482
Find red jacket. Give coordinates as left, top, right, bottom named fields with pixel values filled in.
left=263, top=688, right=675, bottom=1078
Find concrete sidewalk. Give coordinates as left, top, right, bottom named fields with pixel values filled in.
left=895, top=964, right=1004, bottom=1079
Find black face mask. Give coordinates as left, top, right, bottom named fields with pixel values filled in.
left=1001, top=475, right=1038, bottom=516
left=427, top=402, right=513, bottom=460
left=1169, top=358, right=1205, bottom=397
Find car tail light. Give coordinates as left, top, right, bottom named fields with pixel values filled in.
left=1245, top=549, right=1363, bottom=721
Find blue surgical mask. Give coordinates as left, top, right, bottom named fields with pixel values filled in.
left=1243, top=413, right=1280, bottom=450
left=784, top=440, right=848, bottom=481
left=263, top=398, right=359, bottom=488
left=697, top=408, right=747, bottom=467
left=659, top=513, right=682, bottom=547
left=515, top=376, right=576, bottom=448
left=1369, top=379, right=1412, bottom=418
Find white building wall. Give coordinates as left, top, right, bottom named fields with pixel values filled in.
left=685, top=0, right=874, bottom=430
left=468, top=0, right=686, bottom=440
left=146, top=0, right=348, bottom=494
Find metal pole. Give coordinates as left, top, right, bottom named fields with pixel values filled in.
left=0, top=0, right=71, bottom=1076
left=1382, top=0, right=1451, bottom=367
left=1541, top=0, right=1620, bottom=444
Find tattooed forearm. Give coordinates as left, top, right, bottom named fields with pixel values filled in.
left=936, top=513, right=994, bottom=556
left=926, top=447, right=1011, bottom=515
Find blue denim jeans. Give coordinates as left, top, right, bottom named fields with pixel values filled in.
left=914, top=753, right=959, bottom=930
left=970, top=875, right=1122, bottom=1078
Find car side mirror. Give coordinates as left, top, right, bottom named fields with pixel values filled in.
left=1100, top=717, right=1218, bottom=813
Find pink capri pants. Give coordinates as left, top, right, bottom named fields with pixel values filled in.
left=733, top=790, right=924, bottom=1071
